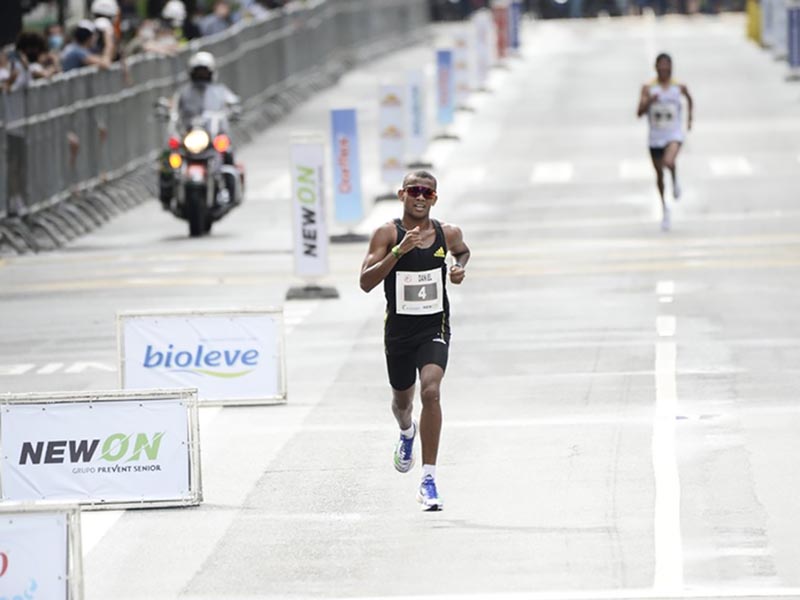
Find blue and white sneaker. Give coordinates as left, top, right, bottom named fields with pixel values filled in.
left=393, top=421, right=416, bottom=473
left=416, top=475, right=443, bottom=511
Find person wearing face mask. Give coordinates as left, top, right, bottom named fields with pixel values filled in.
left=45, top=24, right=65, bottom=52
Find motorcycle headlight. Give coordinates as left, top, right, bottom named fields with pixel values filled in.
left=183, top=129, right=210, bottom=154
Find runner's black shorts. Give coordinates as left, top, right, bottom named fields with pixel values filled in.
left=385, top=336, right=449, bottom=391
left=649, top=142, right=681, bottom=162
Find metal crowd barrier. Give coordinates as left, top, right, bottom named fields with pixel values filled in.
left=0, top=0, right=429, bottom=251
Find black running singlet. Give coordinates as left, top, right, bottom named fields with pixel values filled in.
left=383, top=219, right=450, bottom=352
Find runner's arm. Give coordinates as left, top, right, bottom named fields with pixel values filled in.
left=637, top=85, right=654, bottom=118
left=446, top=225, right=470, bottom=285
left=681, top=84, right=694, bottom=131
left=359, top=224, right=399, bottom=293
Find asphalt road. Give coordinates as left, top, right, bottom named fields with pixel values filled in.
left=2, top=13, right=800, bottom=600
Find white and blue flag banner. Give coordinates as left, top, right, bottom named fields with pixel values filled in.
left=330, top=109, right=364, bottom=224
left=406, top=70, right=428, bottom=161
left=509, top=1, right=522, bottom=50
left=118, top=310, right=285, bottom=404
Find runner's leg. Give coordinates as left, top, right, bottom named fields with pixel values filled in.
left=418, top=363, right=444, bottom=465
left=663, top=141, right=682, bottom=199
left=650, top=148, right=666, bottom=210
left=392, top=385, right=415, bottom=431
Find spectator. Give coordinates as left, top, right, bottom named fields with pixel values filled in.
left=61, top=21, right=113, bottom=72
left=235, top=0, right=271, bottom=21
left=199, top=1, right=233, bottom=36
left=126, top=18, right=179, bottom=56
left=0, top=50, right=11, bottom=92
left=6, top=32, right=51, bottom=92
left=45, top=24, right=65, bottom=52
left=162, top=0, right=202, bottom=40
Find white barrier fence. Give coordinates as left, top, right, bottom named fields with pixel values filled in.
left=0, top=505, right=83, bottom=600
left=118, top=308, right=287, bottom=406
left=0, top=389, right=201, bottom=509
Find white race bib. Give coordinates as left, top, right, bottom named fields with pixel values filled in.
left=650, top=102, right=678, bottom=130
left=395, top=267, right=444, bottom=315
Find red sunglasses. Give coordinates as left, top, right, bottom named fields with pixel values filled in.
left=404, top=185, right=437, bottom=199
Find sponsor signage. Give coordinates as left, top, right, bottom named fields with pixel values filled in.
left=378, top=84, right=406, bottom=187
left=790, top=0, right=800, bottom=68
left=452, top=29, right=473, bottom=108
left=762, top=0, right=775, bottom=48
left=509, top=1, right=522, bottom=50
left=118, top=309, right=286, bottom=405
left=473, top=9, right=493, bottom=90
left=330, top=109, right=364, bottom=224
left=773, top=0, right=788, bottom=58
left=0, top=507, right=82, bottom=600
left=0, top=389, right=200, bottom=508
left=436, top=49, right=455, bottom=127
left=290, top=136, right=329, bottom=278
left=406, top=70, right=428, bottom=161
left=493, top=2, right=509, bottom=59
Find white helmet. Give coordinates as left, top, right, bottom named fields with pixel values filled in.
left=90, top=0, right=119, bottom=17
left=161, top=0, right=187, bottom=26
left=188, top=51, right=216, bottom=72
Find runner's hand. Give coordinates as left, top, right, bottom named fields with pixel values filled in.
left=449, top=264, right=465, bottom=285
left=398, top=226, right=422, bottom=254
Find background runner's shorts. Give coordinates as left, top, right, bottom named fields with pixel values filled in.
left=385, top=338, right=449, bottom=391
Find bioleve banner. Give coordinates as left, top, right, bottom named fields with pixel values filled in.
left=0, top=392, right=197, bottom=506
left=436, top=49, right=455, bottom=127
left=330, top=109, right=364, bottom=224
left=378, top=84, right=406, bottom=187
left=290, top=137, right=329, bottom=278
left=118, top=310, right=285, bottom=404
left=0, top=511, right=73, bottom=600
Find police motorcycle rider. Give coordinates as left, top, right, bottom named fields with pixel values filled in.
left=159, top=51, right=243, bottom=216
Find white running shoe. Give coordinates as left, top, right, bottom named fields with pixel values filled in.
left=661, top=207, right=671, bottom=232
left=393, top=421, right=416, bottom=473
left=417, top=475, right=443, bottom=511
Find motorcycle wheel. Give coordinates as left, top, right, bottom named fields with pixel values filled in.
left=186, top=188, right=208, bottom=238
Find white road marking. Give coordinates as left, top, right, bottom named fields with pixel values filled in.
left=657, top=315, right=677, bottom=337
left=708, top=156, right=753, bottom=177
left=656, top=281, right=675, bottom=296
left=619, top=158, right=653, bottom=180
left=653, top=334, right=683, bottom=591
left=659, top=297, right=674, bottom=304
left=36, top=362, right=64, bottom=374
left=531, top=161, right=574, bottom=184
left=328, top=588, right=800, bottom=600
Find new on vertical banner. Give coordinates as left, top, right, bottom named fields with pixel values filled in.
left=406, top=70, right=428, bottom=162
left=436, top=49, right=455, bottom=127
left=379, top=84, right=406, bottom=188
left=330, top=109, right=364, bottom=224
left=290, top=137, right=329, bottom=279
left=472, top=10, right=492, bottom=90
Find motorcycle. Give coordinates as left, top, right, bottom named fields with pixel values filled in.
left=156, top=100, right=245, bottom=237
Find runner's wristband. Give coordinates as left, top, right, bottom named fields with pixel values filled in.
left=391, top=245, right=402, bottom=259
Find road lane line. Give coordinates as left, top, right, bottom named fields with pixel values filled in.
left=619, top=158, right=653, bottom=180
left=654, top=338, right=683, bottom=591
left=657, top=316, right=677, bottom=337
left=708, top=156, right=753, bottom=177
left=530, top=161, right=574, bottom=184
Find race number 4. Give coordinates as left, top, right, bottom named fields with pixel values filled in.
left=396, top=268, right=444, bottom=315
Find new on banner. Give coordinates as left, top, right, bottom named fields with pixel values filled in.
left=406, top=69, right=431, bottom=167
left=453, top=29, right=474, bottom=110
left=0, top=389, right=201, bottom=509
left=0, top=507, right=82, bottom=600
left=118, top=308, right=287, bottom=405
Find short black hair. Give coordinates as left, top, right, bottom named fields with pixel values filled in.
left=402, top=170, right=437, bottom=189
left=73, top=26, right=94, bottom=45
left=15, top=31, right=46, bottom=55
left=655, top=52, right=672, bottom=64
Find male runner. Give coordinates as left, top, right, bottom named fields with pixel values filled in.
left=637, top=53, right=694, bottom=231
left=359, top=171, right=470, bottom=511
